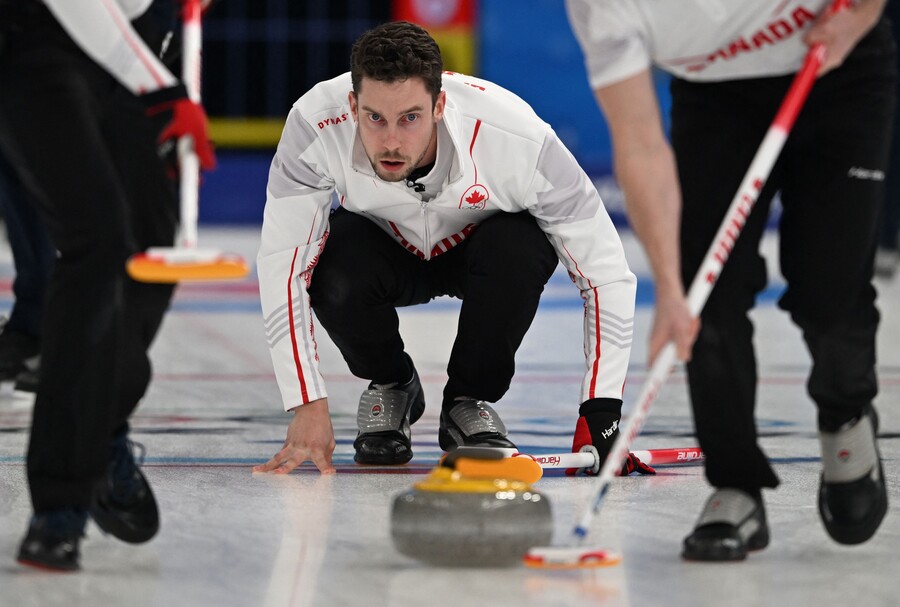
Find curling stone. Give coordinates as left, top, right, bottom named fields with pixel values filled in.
left=391, top=449, right=552, bottom=567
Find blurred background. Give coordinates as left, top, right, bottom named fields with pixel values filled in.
left=199, top=0, right=673, bottom=226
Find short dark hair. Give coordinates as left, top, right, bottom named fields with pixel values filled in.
left=350, top=21, right=443, bottom=104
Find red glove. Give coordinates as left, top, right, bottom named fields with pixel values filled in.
left=621, top=452, right=655, bottom=475
left=143, top=84, right=217, bottom=171
left=567, top=398, right=656, bottom=477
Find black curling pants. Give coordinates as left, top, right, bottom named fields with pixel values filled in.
left=0, top=11, right=177, bottom=510
left=670, top=19, right=895, bottom=491
left=0, top=152, right=55, bottom=338
left=308, top=208, right=559, bottom=409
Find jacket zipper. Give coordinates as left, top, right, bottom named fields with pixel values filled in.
left=420, top=200, right=431, bottom=258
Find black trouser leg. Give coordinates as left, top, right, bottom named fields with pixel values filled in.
left=671, top=76, right=785, bottom=491
left=103, top=87, right=177, bottom=425
left=776, top=30, right=893, bottom=431
left=0, top=153, right=55, bottom=338
left=442, top=211, right=557, bottom=406
left=0, top=19, right=176, bottom=510
left=309, top=209, right=423, bottom=384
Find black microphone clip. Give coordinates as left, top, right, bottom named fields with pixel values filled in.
left=406, top=179, right=425, bottom=193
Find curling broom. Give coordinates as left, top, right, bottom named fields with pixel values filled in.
left=127, top=0, right=249, bottom=283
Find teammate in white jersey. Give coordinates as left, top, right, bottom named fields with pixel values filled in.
left=253, top=21, right=653, bottom=479
left=0, top=0, right=215, bottom=571
left=568, top=0, right=892, bottom=560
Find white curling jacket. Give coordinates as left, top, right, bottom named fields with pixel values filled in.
left=566, top=0, right=831, bottom=87
left=259, top=71, right=636, bottom=411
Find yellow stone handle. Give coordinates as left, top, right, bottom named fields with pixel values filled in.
left=454, top=457, right=543, bottom=484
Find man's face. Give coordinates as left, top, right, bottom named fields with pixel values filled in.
left=349, top=77, right=445, bottom=183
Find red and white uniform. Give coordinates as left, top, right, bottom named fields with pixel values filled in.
left=42, top=0, right=178, bottom=94
left=566, top=0, right=830, bottom=86
left=259, top=71, right=637, bottom=411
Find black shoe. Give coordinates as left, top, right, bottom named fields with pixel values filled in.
left=0, top=322, right=39, bottom=381
left=818, top=407, right=888, bottom=545
left=682, top=489, right=769, bottom=562
left=438, top=399, right=516, bottom=451
left=17, top=508, right=87, bottom=572
left=13, top=359, right=40, bottom=394
left=353, top=359, right=426, bottom=465
left=89, top=430, right=159, bottom=544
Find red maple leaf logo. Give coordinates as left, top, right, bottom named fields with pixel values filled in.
left=466, top=190, right=486, bottom=205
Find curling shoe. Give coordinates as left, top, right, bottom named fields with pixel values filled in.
left=13, top=355, right=40, bottom=394
left=17, top=508, right=88, bottom=571
left=353, top=361, right=426, bottom=465
left=0, top=324, right=39, bottom=381
left=818, top=406, right=887, bottom=545
left=682, top=488, right=769, bottom=561
left=13, top=366, right=39, bottom=394
left=438, top=398, right=516, bottom=451
left=90, top=429, right=159, bottom=544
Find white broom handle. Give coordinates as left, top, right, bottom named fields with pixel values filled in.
left=568, top=0, right=848, bottom=543
left=178, top=0, right=203, bottom=249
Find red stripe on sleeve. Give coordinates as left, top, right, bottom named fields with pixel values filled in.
left=100, top=0, right=169, bottom=88
left=559, top=242, right=601, bottom=397
left=286, top=248, right=309, bottom=403
left=589, top=288, right=602, bottom=399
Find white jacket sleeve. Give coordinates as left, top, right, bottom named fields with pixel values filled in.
left=43, top=0, right=178, bottom=94
left=258, top=109, right=336, bottom=411
left=565, top=0, right=649, bottom=89
left=526, top=131, right=637, bottom=404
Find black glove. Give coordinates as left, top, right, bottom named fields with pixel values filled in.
left=567, top=398, right=656, bottom=476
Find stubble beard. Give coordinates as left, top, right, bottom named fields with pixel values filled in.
left=370, top=126, right=434, bottom=183
left=372, top=147, right=429, bottom=182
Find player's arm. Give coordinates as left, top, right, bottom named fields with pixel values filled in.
left=595, top=70, right=698, bottom=364
left=524, top=131, right=652, bottom=475
left=42, top=0, right=215, bottom=169
left=256, top=109, right=337, bottom=474
left=42, top=0, right=179, bottom=94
